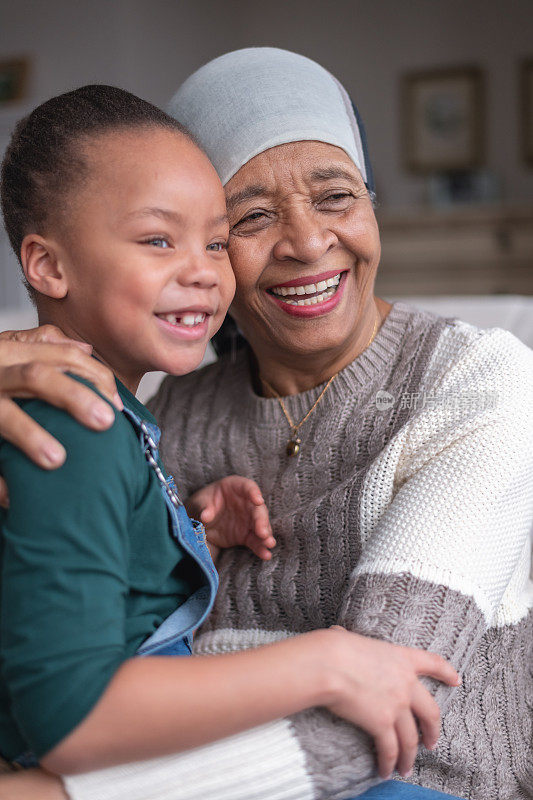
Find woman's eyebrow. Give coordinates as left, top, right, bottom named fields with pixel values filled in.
left=310, top=167, right=359, bottom=183
left=225, top=185, right=269, bottom=211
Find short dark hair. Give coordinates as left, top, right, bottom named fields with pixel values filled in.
left=0, top=84, right=191, bottom=297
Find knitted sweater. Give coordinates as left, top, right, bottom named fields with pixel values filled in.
left=64, top=303, right=533, bottom=800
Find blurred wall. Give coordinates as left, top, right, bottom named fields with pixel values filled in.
left=1, top=0, right=532, bottom=307
left=1, top=0, right=531, bottom=207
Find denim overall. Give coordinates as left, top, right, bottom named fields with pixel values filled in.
left=11, top=406, right=217, bottom=769
left=127, top=407, right=218, bottom=658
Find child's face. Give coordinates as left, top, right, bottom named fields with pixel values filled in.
left=55, top=127, right=235, bottom=389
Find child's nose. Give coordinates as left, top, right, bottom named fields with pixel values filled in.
left=179, top=251, right=219, bottom=289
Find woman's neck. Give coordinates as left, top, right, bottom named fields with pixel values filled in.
left=255, top=297, right=391, bottom=397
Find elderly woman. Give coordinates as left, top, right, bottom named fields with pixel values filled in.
left=0, top=48, right=532, bottom=800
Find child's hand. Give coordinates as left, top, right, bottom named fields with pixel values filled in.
left=187, top=476, right=275, bottom=560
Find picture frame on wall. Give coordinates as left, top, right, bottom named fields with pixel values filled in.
left=521, top=59, right=533, bottom=166
left=0, top=58, right=29, bottom=105
left=402, top=66, right=485, bottom=173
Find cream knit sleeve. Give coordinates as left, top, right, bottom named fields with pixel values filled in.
left=336, top=326, right=533, bottom=696
left=341, top=327, right=533, bottom=635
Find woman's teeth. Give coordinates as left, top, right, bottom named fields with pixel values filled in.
left=158, top=312, right=206, bottom=327
left=270, top=273, right=341, bottom=306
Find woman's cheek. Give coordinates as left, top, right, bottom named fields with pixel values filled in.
left=228, top=242, right=261, bottom=294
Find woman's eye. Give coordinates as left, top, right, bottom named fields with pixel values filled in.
left=233, top=210, right=267, bottom=228
left=322, top=193, right=351, bottom=203
left=207, top=241, right=228, bottom=252
left=143, top=237, right=171, bottom=248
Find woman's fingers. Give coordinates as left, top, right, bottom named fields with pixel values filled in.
left=0, top=397, right=66, bottom=468
left=0, top=360, right=121, bottom=469
left=411, top=681, right=441, bottom=751
left=2, top=361, right=118, bottom=424
left=0, top=339, right=122, bottom=409
left=373, top=727, right=399, bottom=779
left=0, top=324, right=92, bottom=352
left=394, top=710, right=419, bottom=778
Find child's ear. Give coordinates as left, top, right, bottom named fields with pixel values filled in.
left=20, top=234, right=68, bottom=299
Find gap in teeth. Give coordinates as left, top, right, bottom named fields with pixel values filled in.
left=271, top=273, right=341, bottom=298
left=160, top=312, right=206, bottom=326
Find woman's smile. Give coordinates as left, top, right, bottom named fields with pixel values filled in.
left=266, top=269, right=349, bottom=317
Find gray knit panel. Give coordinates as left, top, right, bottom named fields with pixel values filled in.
left=336, top=572, right=533, bottom=800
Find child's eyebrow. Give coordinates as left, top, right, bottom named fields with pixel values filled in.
left=124, top=207, right=228, bottom=226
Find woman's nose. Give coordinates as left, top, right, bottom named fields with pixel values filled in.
left=272, top=209, right=338, bottom=263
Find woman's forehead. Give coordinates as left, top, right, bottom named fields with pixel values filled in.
left=225, top=141, right=363, bottom=196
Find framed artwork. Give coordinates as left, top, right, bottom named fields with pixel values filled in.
left=0, top=58, right=29, bottom=105
left=402, top=66, right=485, bottom=173
left=521, top=59, right=533, bottom=166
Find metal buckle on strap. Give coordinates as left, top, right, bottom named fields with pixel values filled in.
left=139, top=422, right=183, bottom=506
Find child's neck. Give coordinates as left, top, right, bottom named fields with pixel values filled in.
left=37, top=310, right=143, bottom=396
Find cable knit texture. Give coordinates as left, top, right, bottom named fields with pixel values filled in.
left=64, top=303, right=533, bottom=800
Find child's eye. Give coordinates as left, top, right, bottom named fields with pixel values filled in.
left=207, top=241, right=228, bottom=252
left=142, top=237, right=171, bottom=248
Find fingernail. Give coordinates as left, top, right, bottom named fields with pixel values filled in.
left=42, top=445, right=65, bottom=467
left=113, top=392, right=124, bottom=410
left=92, top=404, right=115, bottom=426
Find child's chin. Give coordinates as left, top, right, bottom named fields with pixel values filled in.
left=157, top=350, right=209, bottom=377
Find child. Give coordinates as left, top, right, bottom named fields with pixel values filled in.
left=0, top=86, right=459, bottom=799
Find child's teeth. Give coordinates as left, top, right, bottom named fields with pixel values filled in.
left=181, top=313, right=206, bottom=327
left=160, top=312, right=206, bottom=327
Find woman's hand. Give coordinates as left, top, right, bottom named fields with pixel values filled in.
left=0, top=325, right=121, bottom=507
left=315, top=626, right=461, bottom=780
left=0, top=768, right=67, bottom=799
left=186, top=476, right=275, bottom=561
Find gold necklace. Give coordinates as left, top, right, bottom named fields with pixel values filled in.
left=262, top=311, right=380, bottom=457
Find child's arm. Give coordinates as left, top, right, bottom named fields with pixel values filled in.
left=0, top=769, right=67, bottom=799
left=41, top=627, right=459, bottom=777
left=186, top=475, right=275, bottom=561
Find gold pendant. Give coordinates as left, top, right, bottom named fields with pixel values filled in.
left=286, top=436, right=301, bottom=457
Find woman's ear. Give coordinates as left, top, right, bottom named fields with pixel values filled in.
left=20, top=234, right=68, bottom=299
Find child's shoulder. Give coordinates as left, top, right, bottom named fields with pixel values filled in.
left=2, top=375, right=141, bottom=480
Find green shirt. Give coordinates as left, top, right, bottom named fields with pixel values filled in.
left=0, top=379, right=195, bottom=759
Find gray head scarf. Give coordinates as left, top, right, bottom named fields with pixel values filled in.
left=168, top=46, right=374, bottom=192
